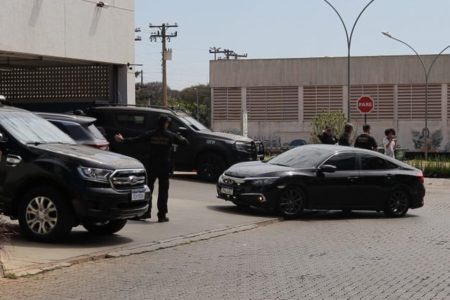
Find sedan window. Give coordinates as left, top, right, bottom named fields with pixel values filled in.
left=361, top=154, right=398, bottom=170
left=324, top=153, right=357, bottom=171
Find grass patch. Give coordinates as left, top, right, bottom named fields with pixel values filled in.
left=407, top=158, right=450, bottom=178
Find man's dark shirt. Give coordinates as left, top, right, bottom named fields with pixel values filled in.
left=338, top=133, right=351, bottom=146
left=354, top=133, right=378, bottom=150
left=318, top=133, right=337, bottom=145
left=123, top=128, right=188, bottom=162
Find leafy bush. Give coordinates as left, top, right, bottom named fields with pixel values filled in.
left=310, top=111, right=355, bottom=144
left=408, top=158, right=450, bottom=178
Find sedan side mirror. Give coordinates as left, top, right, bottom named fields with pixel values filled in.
left=318, top=164, right=337, bottom=173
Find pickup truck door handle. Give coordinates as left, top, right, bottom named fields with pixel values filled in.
left=6, top=154, right=22, bottom=167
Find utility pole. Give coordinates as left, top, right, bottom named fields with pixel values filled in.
left=209, top=47, right=222, bottom=60
left=150, top=23, right=178, bottom=107
left=209, top=47, right=247, bottom=60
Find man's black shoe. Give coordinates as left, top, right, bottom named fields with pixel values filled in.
left=158, top=216, right=169, bottom=223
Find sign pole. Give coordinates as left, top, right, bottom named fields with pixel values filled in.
left=364, top=113, right=367, bottom=125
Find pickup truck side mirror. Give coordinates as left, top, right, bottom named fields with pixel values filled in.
left=318, top=164, right=337, bottom=174
left=0, top=132, right=8, bottom=144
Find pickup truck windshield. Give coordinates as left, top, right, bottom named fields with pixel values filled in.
left=179, top=115, right=210, bottom=132
left=0, top=111, right=76, bottom=145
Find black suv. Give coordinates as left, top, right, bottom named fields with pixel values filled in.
left=37, top=112, right=110, bottom=150
left=87, top=106, right=264, bottom=181
left=0, top=106, right=150, bottom=242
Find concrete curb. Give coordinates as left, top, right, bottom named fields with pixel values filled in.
left=1, top=218, right=280, bottom=279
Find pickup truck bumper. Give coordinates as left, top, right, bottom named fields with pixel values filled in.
left=73, top=185, right=151, bottom=221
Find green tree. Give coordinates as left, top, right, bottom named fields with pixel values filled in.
left=310, top=111, right=348, bottom=144
left=170, top=84, right=211, bottom=127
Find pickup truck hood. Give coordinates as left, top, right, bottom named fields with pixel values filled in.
left=29, top=143, right=144, bottom=170
left=201, top=131, right=253, bottom=142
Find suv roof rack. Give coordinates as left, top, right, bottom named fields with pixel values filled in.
left=94, top=103, right=190, bottom=115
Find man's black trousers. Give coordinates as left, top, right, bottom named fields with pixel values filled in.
left=146, top=161, right=170, bottom=218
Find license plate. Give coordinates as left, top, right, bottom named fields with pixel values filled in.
left=131, top=191, right=146, bottom=201
left=221, top=187, right=234, bottom=196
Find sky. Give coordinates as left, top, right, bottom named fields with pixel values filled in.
left=135, top=0, right=450, bottom=90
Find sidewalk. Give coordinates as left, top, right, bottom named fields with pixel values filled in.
left=0, top=176, right=278, bottom=277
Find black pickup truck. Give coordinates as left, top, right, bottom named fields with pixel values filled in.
left=0, top=105, right=150, bottom=241
left=87, top=106, right=264, bottom=181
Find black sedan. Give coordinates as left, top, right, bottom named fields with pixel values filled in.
left=217, top=145, right=425, bottom=218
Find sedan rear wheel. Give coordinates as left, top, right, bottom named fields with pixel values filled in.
left=279, top=187, right=305, bottom=218
left=384, top=189, right=410, bottom=218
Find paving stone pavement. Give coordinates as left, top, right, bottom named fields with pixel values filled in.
left=0, top=184, right=449, bottom=300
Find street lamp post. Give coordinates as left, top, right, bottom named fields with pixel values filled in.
left=323, top=0, right=377, bottom=122
left=382, top=32, right=450, bottom=160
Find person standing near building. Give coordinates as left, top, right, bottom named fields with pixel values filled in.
left=114, top=115, right=188, bottom=222
left=383, top=128, right=397, bottom=158
left=318, top=126, right=337, bottom=144
left=354, top=124, right=378, bottom=151
left=338, top=124, right=354, bottom=146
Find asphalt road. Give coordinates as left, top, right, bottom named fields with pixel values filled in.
left=1, top=181, right=449, bottom=299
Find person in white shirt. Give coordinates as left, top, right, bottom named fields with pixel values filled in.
left=383, top=128, right=396, bottom=158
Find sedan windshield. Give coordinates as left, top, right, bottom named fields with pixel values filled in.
left=0, top=111, right=76, bottom=145
left=268, top=146, right=334, bottom=169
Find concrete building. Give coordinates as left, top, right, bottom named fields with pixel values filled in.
left=210, top=55, right=450, bottom=151
left=0, top=0, right=135, bottom=111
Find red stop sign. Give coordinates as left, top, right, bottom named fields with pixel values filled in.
left=357, top=96, right=374, bottom=114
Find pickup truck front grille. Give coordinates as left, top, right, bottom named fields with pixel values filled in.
left=110, top=169, right=146, bottom=190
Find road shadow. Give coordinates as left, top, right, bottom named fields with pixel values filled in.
left=5, top=223, right=133, bottom=249
left=288, top=210, right=420, bottom=222
left=208, top=206, right=419, bottom=221
left=207, top=205, right=278, bottom=218
left=172, top=173, right=215, bottom=185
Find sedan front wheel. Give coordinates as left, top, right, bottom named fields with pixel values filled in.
left=279, top=187, right=305, bottom=218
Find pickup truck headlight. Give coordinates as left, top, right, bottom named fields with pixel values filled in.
left=78, top=167, right=113, bottom=183
left=234, top=141, right=249, bottom=153
left=248, top=177, right=278, bottom=186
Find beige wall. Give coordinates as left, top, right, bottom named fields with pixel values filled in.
left=0, top=0, right=135, bottom=103
left=210, top=55, right=450, bottom=87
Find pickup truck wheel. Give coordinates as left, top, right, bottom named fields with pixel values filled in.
left=197, top=153, right=226, bottom=182
left=82, top=219, right=127, bottom=235
left=18, top=187, right=74, bottom=242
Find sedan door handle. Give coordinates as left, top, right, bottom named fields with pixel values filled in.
left=348, top=176, right=359, bottom=182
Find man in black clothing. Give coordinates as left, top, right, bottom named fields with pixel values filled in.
left=318, top=126, right=337, bottom=144
left=114, top=115, right=188, bottom=222
left=338, top=123, right=354, bottom=146
left=354, top=124, right=378, bottom=151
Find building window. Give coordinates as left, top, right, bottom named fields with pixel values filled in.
left=246, top=87, right=298, bottom=121
left=303, top=86, right=343, bottom=120
left=212, top=88, right=242, bottom=121
left=398, top=84, right=441, bottom=120
left=350, top=85, right=394, bottom=121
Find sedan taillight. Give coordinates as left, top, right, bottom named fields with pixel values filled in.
left=418, top=171, right=425, bottom=184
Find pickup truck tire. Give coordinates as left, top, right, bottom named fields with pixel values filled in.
left=18, top=187, right=74, bottom=242
left=82, top=219, right=128, bottom=235
left=197, top=152, right=226, bottom=182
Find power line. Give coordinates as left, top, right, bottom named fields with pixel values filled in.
left=150, top=23, right=178, bottom=107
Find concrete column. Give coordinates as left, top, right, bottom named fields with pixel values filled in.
left=298, top=86, right=304, bottom=125
left=241, top=87, right=248, bottom=137
left=394, top=84, right=399, bottom=131
left=210, top=87, right=215, bottom=129
left=442, top=84, right=448, bottom=150
left=117, top=65, right=135, bottom=105
left=342, top=86, right=349, bottom=119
